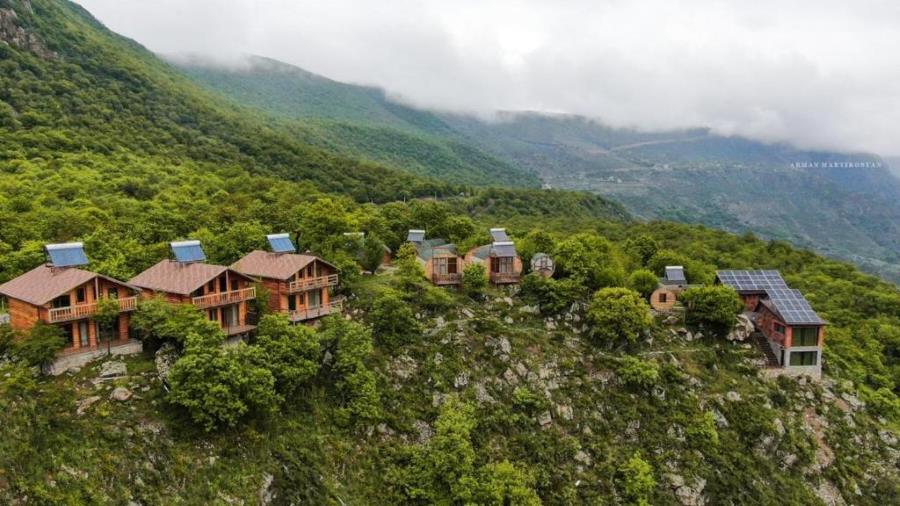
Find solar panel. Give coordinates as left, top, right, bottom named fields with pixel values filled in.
left=490, top=228, right=510, bottom=242
left=267, top=233, right=296, bottom=253
left=171, top=240, right=206, bottom=263
left=407, top=230, right=425, bottom=243
left=491, top=241, right=517, bottom=257
left=716, top=270, right=787, bottom=291
left=45, top=242, right=89, bottom=267
left=766, top=288, right=825, bottom=324
left=665, top=266, right=686, bottom=282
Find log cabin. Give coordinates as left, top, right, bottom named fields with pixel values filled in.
left=465, top=228, right=523, bottom=285
left=129, top=241, right=257, bottom=337
left=0, top=243, right=139, bottom=355
left=408, top=230, right=464, bottom=286
left=649, top=266, right=690, bottom=312
left=716, top=270, right=827, bottom=378
left=232, top=234, right=341, bottom=323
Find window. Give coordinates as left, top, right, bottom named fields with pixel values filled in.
left=447, top=257, right=458, bottom=274
left=296, top=293, right=305, bottom=306
left=288, top=294, right=297, bottom=311
left=659, top=293, right=667, bottom=303
left=789, top=351, right=818, bottom=366
left=107, top=287, right=119, bottom=299
left=61, top=324, right=74, bottom=347
left=434, top=257, right=454, bottom=275
left=230, top=279, right=239, bottom=291
left=794, top=327, right=819, bottom=346
left=52, top=295, right=71, bottom=309
left=192, top=287, right=204, bottom=298
left=208, top=309, right=218, bottom=321
left=219, top=276, right=227, bottom=292
left=76, top=287, right=86, bottom=303
left=207, top=280, right=216, bottom=293
left=774, top=323, right=786, bottom=335
left=491, top=256, right=514, bottom=274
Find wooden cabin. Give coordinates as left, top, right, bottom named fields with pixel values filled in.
left=408, top=230, right=464, bottom=286
left=465, top=228, right=522, bottom=285
left=129, top=241, right=257, bottom=336
left=0, top=243, right=138, bottom=354
left=716, top=270, right=827, bottom=378
left=649, top=266, right=689, bottom=312
left=232, top=234, right=341, bottom=323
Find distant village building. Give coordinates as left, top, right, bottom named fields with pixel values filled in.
left=716, top=270, right=826, bottom=379
left=530, top=253, right=555, bottom=278
left=0, top=242, right=139, bottom=356
left=129, top=240, right=257, bottom=337
left=232, top=234, right=341, bottom=323
left=408, top=229, right=463, bottom=286
left=650, top=266, right=690, bottom=312
left=465, top=228, right=523, bottom=285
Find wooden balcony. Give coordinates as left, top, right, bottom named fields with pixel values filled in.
left=47, top=296, right=138, bottom=324
left=432, top=272, right=462, bottom=285
left=286, top=299, right=343, bottom=322
left=192, top=287, right=256, bottom=309
left=490, top=272, right=521, bottom=284
left=288, top=274, right=339, bottom=293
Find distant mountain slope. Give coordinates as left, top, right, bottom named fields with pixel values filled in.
left=172, top=55, right=540, bottom=187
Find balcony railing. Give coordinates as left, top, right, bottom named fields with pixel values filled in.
left=47, top=296, right=138, bottom=323
left=192, top=287, right=256, bottom=309
left=432, top=272, right=462, bottom=285
left=286, top=299, right=343, bottom=322
left=288, top=274, right=339, bottom=293
left=490, top=272, right=521, bottom=284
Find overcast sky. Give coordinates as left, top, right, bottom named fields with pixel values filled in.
left=78, top=0, right=900, bottom=156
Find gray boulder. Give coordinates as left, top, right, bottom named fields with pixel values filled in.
left=99, top=360, right=127, bottom=378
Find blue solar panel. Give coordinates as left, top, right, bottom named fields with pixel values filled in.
left=171, top=240, right=206, bottom=263
left=407, top=230, right=426, bottom=243
left=490, top=228, right=510, bottom=242
left=46, top=242, right=89, bottom=267
left=267, top=233, right=296, bottom=253
left=665, top=266, right=686, bottom=282
left=716, top=270, right=787, bottom=291
left=491, top=241, right=517, bottom=257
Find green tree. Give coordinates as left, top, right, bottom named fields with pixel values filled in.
left=395, top=242, right=425, bottom=281
left=255, top=314, right=321, bottom=398
left=370, top=289, right=421, bottom=349
left=473, top=461, right=541, bottom=506
left=462, top=263, right=488, bottom=299
left=131, top=297, right=224, bottom=348
left=518, top=229, right=556, bottom=269
left=360, top=236, right=386, bottom=273
left=627, top=269, right=659, bottom=299
left=618, top=453, right=656, bottom=506
left=14, top=323, right=65, bottom=373
left=624, top=234, right=659, bottom=267
left=681, top=285, right=744, bottom=335
left=0, top=323, right=14, bottom=357
left=520, top=274, right=587, bottom=315
left=554, top=233, right=624, bottom=289
left=253, top=282, right=272, bottom=317
left=587, top=288, right=653, bottom=345
left=319, top=317, right=380, bottom=424
left=617, top=356, right=659, bottom=388
left=93, top=296, right=121, bottom=355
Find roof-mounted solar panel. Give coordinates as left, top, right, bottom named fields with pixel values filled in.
left=665, top=266, right=686, bottom=282
left=267, top=233, right=296, bottom=253
left=171, top=240, right=206, bottom=263
left=490, top=228, right=510, bottom=242
left=407, top=230, right=426, bottom=243
left=46, top=242, right=89, bottom=267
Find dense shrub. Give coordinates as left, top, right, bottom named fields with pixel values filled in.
left=627, top=269, right=660, bottom=299
left=370, top=289, right=422, bottom=348
left=681, top=285, right=744, bottom=335
left=462, top=263, right=488, bottom=299
left=587, top=288, right=653, bottom=345
left=255, top=314, right=321, bottom=398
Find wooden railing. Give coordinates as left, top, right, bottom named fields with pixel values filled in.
left=47, top=296, right=138, bottom=323
left=192, top=287, right=256, bottom=309
left=490, top=272, right=521, bottom=284
left=288, top=274, right=339, bottom=293
left=432, top=272, right=462, bottom=285
left=286, top=299, right=343, bottom=322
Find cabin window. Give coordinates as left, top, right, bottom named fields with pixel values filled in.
left=208, top=309, right=218, bottom=321
left=491, top=256, right=514, bottom=273
left=219, top=276, right=227, bottom=292
left=659, top=293, right=667, bottom=303
left=794, top=327, right=818, bottom=346
left=52, top=295, right=71, bottom=309
left=434, top=257, right=456, bottom=275
left=288, top=295, right=297, bottom=311
left=230, top=279, right=239, bottom=291
left=76, top=287, right=86, bottom=303
left=192, top=287, right=204, bottom=298
left=207, top=280, right=216, bottom=293
left=774, top=323, right=786, bottom=335
left=107, top=287, right=118, bottom=299
left=789, top=351, right=817, bottom=366
left=62, top=324, right=74, bottom=347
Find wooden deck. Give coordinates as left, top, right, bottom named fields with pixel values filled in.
left=286, top=299, right=343, bottom=322
left=47, top=296, right=138, bottom=323
left=432, top=273, right=462, bottom=285
left=223, top=324, right=257, bottom=336
left=489, top=272, right=521, bottom=284
left=192, top=287, right=256, bottom=309
left=288, top=274, right=339, bottom=293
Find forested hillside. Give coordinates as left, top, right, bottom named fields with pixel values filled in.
left=0, top=1, right=898, bottom=504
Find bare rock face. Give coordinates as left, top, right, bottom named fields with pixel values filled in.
left=110, top=387, right=132, bottom=402
left=155, top=343, right=179, bottom=385
left=726, top=314, right=755, bottom=342
left=0, top=3, right=56, bottom=59
left=99, top=360, right=127, bottom=378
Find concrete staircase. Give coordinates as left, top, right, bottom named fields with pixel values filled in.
left=752, top=332, right=780, bottom=368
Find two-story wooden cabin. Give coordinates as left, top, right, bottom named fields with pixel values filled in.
left=408, top=230, right=464, bottom=286
left=716, top=270, right=827, bottom=379
left=129, top=241, right=257, bottom=336
left=465, top=228, right=522, bottom=285
left=232, top=233, right=341, bottom=323
left=0, top=243, right=139, bottom=354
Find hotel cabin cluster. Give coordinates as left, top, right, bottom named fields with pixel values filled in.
left=408, top=228, right=526, bottom=286
left=0, top=234, right=340, bottom=356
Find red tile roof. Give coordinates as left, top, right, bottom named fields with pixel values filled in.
left=231, top=250, right=331, bottom=281
left=129, top=260, right=246, bottom=295
left=0, top=265, right=128, bottom=306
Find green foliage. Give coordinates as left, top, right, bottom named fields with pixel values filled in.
left=472, top=461, right=542, bottom=506
left=681, top=285, right=744, bottom=334
left=587, top=288, right=653, bottom=345
left=553, top=232, right=625, bottom=289
left=13, top=323, right=65, bottom=371
left=623, top=234, right=659, bottom=267
left=370, top=289, right=422, bottom=349
left=618, top=453, right=656, bottom=506
left=360, top=236, right=386, bottom=273
left=627, top=269, right=660, bottom=299
left=253, top=282, right=272, bottom=316
left=518, top=229, right=557, bottom=269
left=131, top=297, right=224, bottom=348
left=0, top=323, right=13, bottom=357
left=255, top=314, right=320, bottom=398
left=320, top=317, right=380, bottom=424
left=520, top=274, right=587, bottom=315
left=617, top=356, right=660, bottom=388
left=94, top=296, right=121, bottom=346
left=168, top=337, right=280, bottom=431
left=462, top=263, right=488, bottom=299
left=687, top=411, right=720, bottom=446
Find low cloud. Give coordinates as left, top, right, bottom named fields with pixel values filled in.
left=79, top=0, right=900, bottom=155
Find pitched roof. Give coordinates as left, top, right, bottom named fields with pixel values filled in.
left=232, top=250, right=332, bottom=281
left=416, top=240, right=459, bottom=260
left=0, top=265, right=130, bottom=306
left=471, top=241, right=518, bottom=260
left=760, top=288, right=827, bottom=325
left=715, top=270, right=788, bottom=292
left=129, top=260, right=233, bottom=295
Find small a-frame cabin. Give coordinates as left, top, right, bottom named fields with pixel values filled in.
left=408, top=229, right=464, bottom=286
left=232, top=234, right=341, bottom=323
left=129, top=240, right=257, bottom=336
left=465, top=228, right=522, bottom=285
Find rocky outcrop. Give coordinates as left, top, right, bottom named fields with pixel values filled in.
left=155, top=343, right=178, bottom=385
left=0, top=3, right=56, bottom=59
left=726, top=314, right=754, bottom=342
left=110, top=387, right=133, bottom=402
left=99, top=360, right=127, bottom=378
